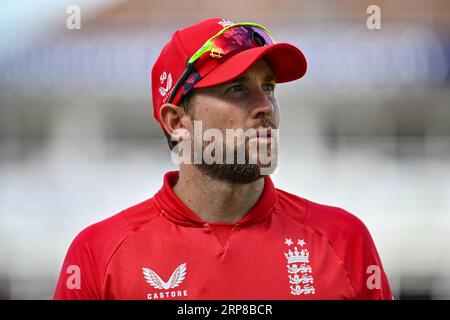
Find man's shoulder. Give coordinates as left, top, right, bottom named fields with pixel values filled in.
left=68, top=196, right=161, bottom=258
left=275, top=188, right=370, bottom=241
left=54, top=196, right=162, bottom=299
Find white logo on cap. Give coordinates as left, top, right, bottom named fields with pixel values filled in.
left=217, top=19, right=234, bottom=28
left=159, top=71, right=173, bottom=97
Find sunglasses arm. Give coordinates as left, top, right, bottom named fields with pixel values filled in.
left=168, top=62, right=195, bottom=104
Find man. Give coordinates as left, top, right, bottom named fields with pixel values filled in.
left=54, top=18, right=392, bottom=300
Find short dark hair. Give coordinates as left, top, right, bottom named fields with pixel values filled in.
left=164, top=90, right=196, bottom=150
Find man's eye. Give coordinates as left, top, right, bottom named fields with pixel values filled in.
left=227, top=84, right=244, bottom=93
left=263, top=83, right=275, bottom=92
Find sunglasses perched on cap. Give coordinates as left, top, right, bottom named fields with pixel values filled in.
left=168, top=22, right=275, bottom=104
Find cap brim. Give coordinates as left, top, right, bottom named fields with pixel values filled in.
left=194, top=43, right=307, bottom=88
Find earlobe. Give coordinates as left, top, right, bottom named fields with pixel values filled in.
left=172, top=128, right=189, bottom=142
left=159, top=103, right=188, bottom=141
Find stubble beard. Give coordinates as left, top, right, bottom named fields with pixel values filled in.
left=194, top=138, right=277, bottom=184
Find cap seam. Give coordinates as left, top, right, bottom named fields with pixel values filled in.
left=173, top=30, right=189, bottom=63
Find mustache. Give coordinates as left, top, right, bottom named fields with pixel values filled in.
left=251, top=118, right=278, bottom=133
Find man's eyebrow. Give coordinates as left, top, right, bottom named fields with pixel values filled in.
left=265, top=74, right=277, bottom=82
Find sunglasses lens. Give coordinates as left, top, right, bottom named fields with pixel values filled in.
left=209, top=26, right=273, bottom=59
left=170, top=24, right=274, bottom=103
left=248, top=26, right=273, bottom=46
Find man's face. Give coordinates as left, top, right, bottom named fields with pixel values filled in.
left=182, top=59, right=280, bottom=183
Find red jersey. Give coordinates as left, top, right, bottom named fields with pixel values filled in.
left=53, top=171, right=392, bottom=300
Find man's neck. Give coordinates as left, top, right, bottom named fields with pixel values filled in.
left=172, top=166, right=265, bottom=224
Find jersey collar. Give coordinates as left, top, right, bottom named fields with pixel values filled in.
left=154, top=170, right=277, bottom=227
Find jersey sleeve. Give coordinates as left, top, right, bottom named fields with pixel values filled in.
left=331, top=211, right=393, bottom=300
left=53, top=227, right=105, bottom=300
left=53, top=211, right=132, bottom=300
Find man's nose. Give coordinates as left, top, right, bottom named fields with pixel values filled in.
left=249, top=88, right=275, bottom=120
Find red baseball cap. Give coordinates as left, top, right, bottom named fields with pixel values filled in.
left=151, top=18, right=307, bottom=126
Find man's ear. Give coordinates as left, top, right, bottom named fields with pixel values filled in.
left=159, top=103, right=190, bottom=142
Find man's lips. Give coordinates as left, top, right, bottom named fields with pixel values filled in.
left=247, top=128, right=273, bottom=141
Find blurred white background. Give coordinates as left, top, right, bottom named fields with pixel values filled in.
left=1, top=0, right=449, bottom=299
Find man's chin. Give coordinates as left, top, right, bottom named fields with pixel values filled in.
left=194, top=162, right=277, bottom=184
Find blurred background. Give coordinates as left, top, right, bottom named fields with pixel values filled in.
left=1, top=0, right=449, bottom=299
